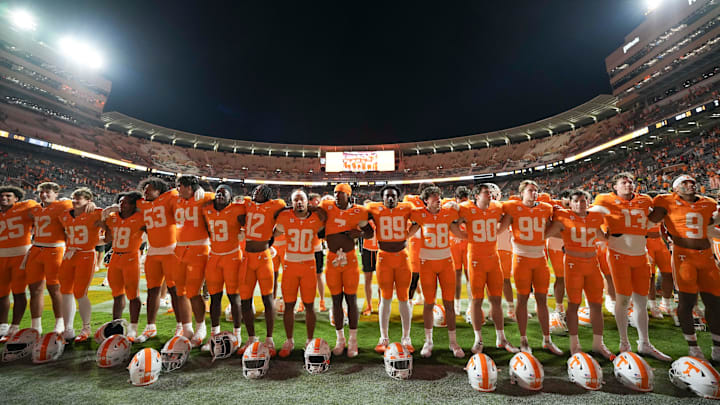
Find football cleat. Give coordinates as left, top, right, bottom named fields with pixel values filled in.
left=638, top=341, right=671, bottom=362
left=74, top=326, right=92, bottom=343
left=401, top=337, right=415, bottom=354
left=332, top=338, right=346, bottom=356
left=450, top=342, right=465, bottom=358
left=347, top=337, right=359, bottom=358
left=278, top=340, right=294, bottom=358
left=375, top=338, right=389, bottom=354
left=420, top=341, right=433, bottom=358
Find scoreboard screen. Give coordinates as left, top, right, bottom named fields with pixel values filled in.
left=325, top=151, right=395, bottom=172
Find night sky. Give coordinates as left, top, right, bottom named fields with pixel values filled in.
left=25, top=1, right=646, bottom=145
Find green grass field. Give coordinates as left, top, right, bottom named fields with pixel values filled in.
left=0, top=264, right=716, bottom=404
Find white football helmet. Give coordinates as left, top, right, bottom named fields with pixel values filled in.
left=466, top=353, right=498, bottom=392
left=32, top=332, right=66, bottom=364
left=433, top=304, right=447, bottom=328
left=384, top=342, right=413, bottom=380
left=509, top=352, right=544, bottom=391
left=1, top=328, right=39, bottom=362
left=161, top=335, right=191, bottom=372
left=549, top=311, right=567, bottom=334
left=94, top=319, right=129, bottom=344
left=577, top=306, right=592, bottom=327
left=210, top=331, right=238, bottom=362
left=304, top=338, right=331, bottom=374
left=613, top=352, right=654, bottom=392
left=567, top=352, right=603, bottom=390
left=128, top=348, right=162, bottom=386
left=242, top=341, right=270, bottom=379
left=669, top=356, right=720, bottom=399
left=96, top=335, right=132, bottom=368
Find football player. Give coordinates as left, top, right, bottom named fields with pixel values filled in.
left=308, top=193, right=327, bottom=312
left=451, top=186, right=470, bottom=316
left=649, top=175, right=720, bottom=360
left=202, top=184, right=245, bottom=345
left=0, top=186, right=37, bottom=341
left=546, top=190, right=614, bottom=359
left=274, top=190, right=325, bottom=357
left=499, top=180, right=562, bottom=355
left=366, top=185, right=415, bottom=353
left=174, top=175, right=214, bottom=347
left=457, top=183, right=518, bottom=354
left=409, top=186, right=465, bottom=358
left=237, top=184, right=286, bottom=355
left=102, top=191, right=146, bottom=340
left=58, top=187, right=103, bottom=342
left=25, top=182, right=72, bottom=335
left=491, top=184, right=516, bottom=320
left=137, top=177, right=180, bottom=341
left=319, top=183, right=373, bottom=357
left=593, top=172, right=670, bottom=361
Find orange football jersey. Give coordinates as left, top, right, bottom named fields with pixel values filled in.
left=366, top=201, right=413, bottom=243
left=459, top=200, right=503, bottom=250
left=403, top=195, right=424, bottom=208
left=593, top=192, right=652, bottom=236
left=105, top=212, right=145, bottom=253
left=174, top=193, right=214, bottom=243
left=0, top=200, right=38, bottom=249
left=502, top=200, right=553, bottom=246
left=653, top=193, right=717, bottom=239
left=552, top=209, right=604, bottom=253
left=31, top=199, right=73, bottom=245
left=137, top=189, right=178, bottom=247
left=275, top=210, right=324, bottom=255
left=320, top=200, right=369, bottom=235
left=409, top=206, right=459, bottom=252
left=59, top=208, right=103, bottom=250
left=243, top=199, right=284, bottom=242
left=362, top=221, right=378, bottom=250
left=202, top=203, right=245, bottom=253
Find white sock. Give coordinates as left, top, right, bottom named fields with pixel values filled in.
left=129, top=323, right=138, bottom=335
left=495, top=329, right=506, bottom=345
left=349, top=329, right=357, bottom=341
left=614, top=294, right=630, bottom=344
left=570, top=334, right=580, bottom=351
left=335, top=329, right=345, bottom=341
left=196, top=322, right=206, bottom=332
left=684, top=333, right=698, bottom=343
left=399, top=300, right=411, bottom=339
left=648, top=299, right=657, bottom=309
left=556, top=302, right=564, bottom=312
left=632, top=293, right=650, bottom=343
left=62, top=294, right=76, bottom=331
left=543, top=334, right=552, bottom=343
left=146, top=323, right=156, bottom=331
left=662, top=297, right=673, bottom=308
left=54, top=318, right=64, bottom=333
left=183, top=322, right=194, bottom=334
left=473, top=329, right=482, bottom=344
left=31, top=317, right=42, bottom=334
left=77, top=296, right=91, bottom=326
left=379, top=297, right=391, bottom=340
left=448, top=330, right=457, bottom=345
left=424, top=328, right=433, bottom=343
left=234, top=327, right=242, bottom=337
left=212, top=325, right=221, bottom=335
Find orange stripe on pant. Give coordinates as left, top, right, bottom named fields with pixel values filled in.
left=281, top=260, right=317, bottom=304
left=108, top=252, right=141, bottom=300
left=58, top=251, right=96, bottom=299
left=419, top=257, right=455, bottom=302
left=512, top=255, right=549, bottom=295
left=173, top=245, right=209, bottom=298
left=672, top=245, right=720, bottom=296
left=467, top=245, right=503, bottom=299
left=376, top=250, right=411, bottom=301
left=325, top=250, right=360, bottom=296
left=145, top=253, right=178, bottom=290
left=239, top=249, right=274, bottom=299
left=206, top=251, right=244, bottom=295
left=564, top=255, right=604, bottom=304
left=606, top=249, right=651, bottom=296
left=25, top=246, right=64, bottom=286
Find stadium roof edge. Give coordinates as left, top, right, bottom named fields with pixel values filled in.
left=101, top=94, right=619, bottom=155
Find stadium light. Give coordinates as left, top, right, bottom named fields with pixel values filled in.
left=646, top=0, right=662, bottom=12
left=59, top=36, right=104, bottom=69
left=10, top=9, right=37, bottom=31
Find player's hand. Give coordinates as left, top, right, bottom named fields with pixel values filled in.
left=102, top=204, right=120, bottom=220
left=238, top=230, right=246, bottom=242
left=86, top=202, right=98, bottom=213
left=347, top=229, right=363, bottom=239
left=194, top=187, right=205, bottom=201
